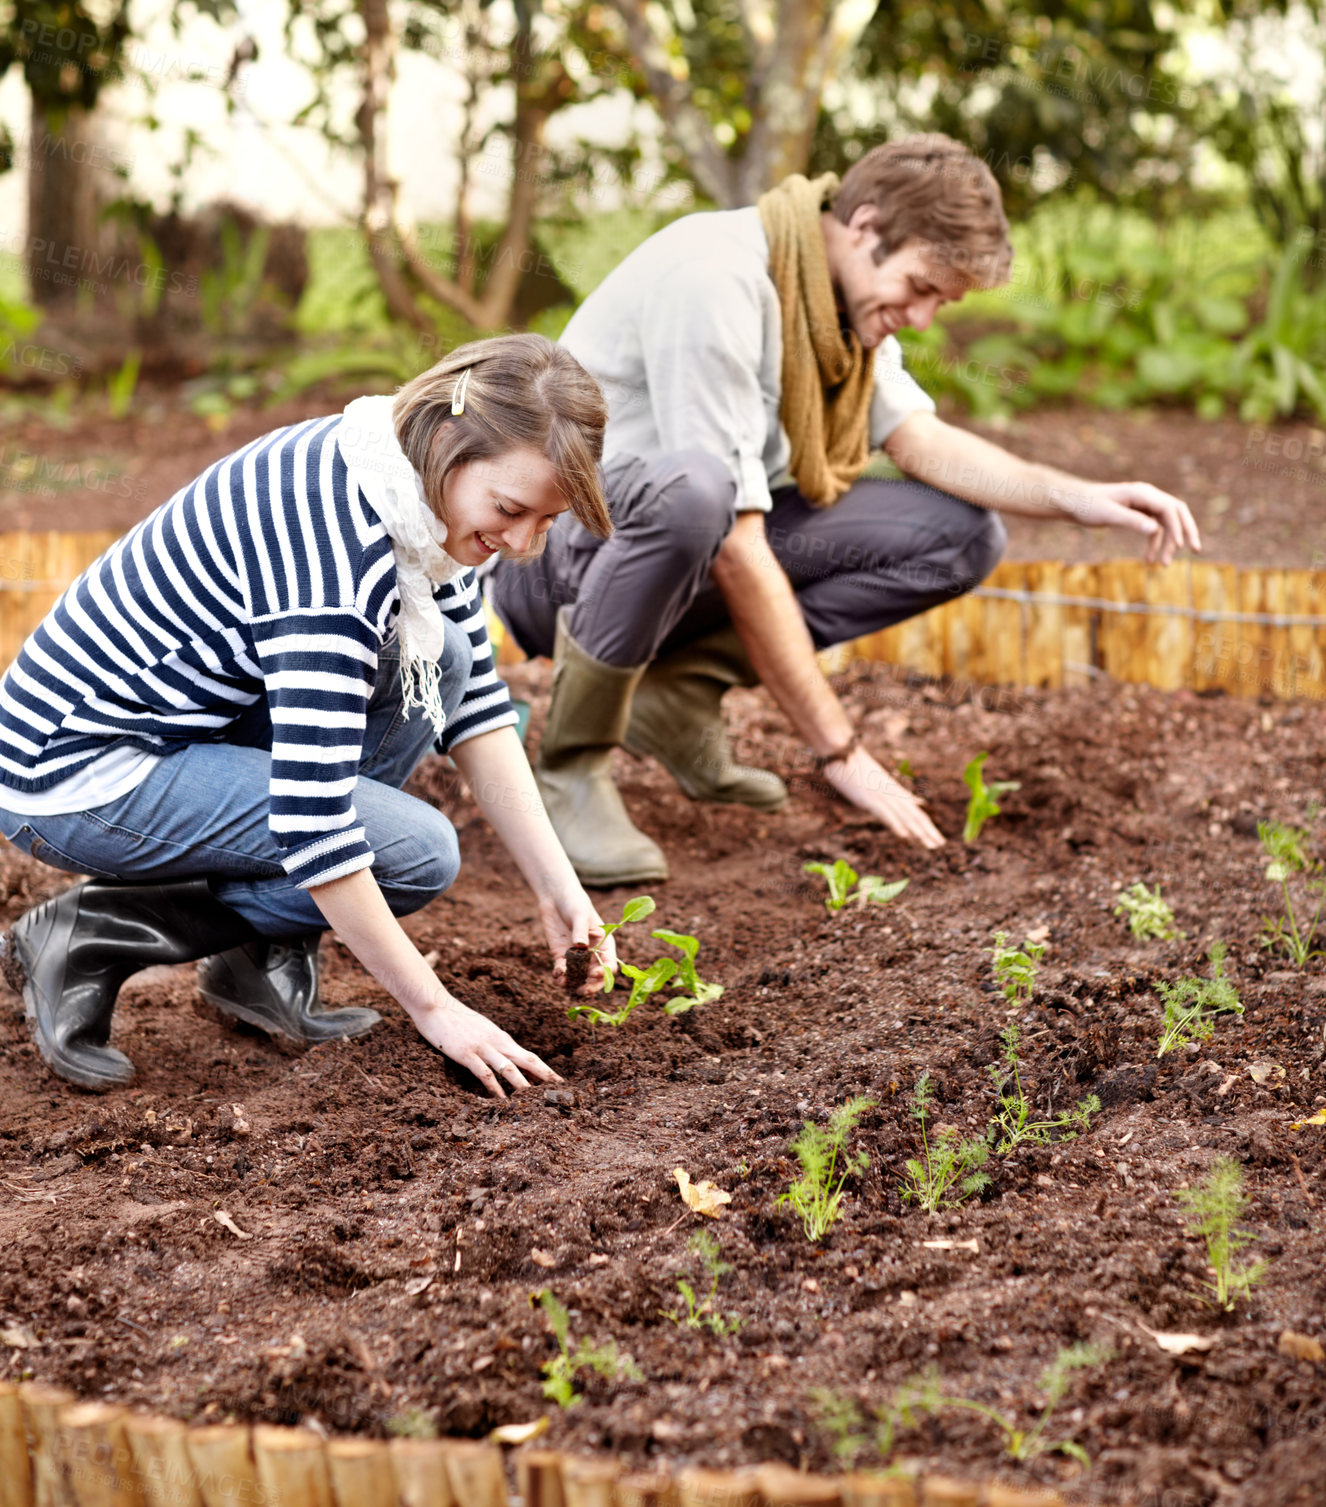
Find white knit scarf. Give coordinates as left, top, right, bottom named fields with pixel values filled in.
left=337, top=394, right=467, bottom=740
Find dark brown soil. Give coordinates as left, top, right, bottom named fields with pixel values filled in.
left=3, top=664, right=1326, bottom=1506
left=2, top=382, right=1324, bottom=569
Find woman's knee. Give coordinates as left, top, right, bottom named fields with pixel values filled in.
left=374, top=807, right=461, bottom=915
left=439, top=613, right=475, bottom=719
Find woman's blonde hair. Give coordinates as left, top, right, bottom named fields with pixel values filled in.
left=393, top=333, right=612, bottom=558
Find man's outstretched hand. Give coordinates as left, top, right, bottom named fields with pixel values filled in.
left=821, top=744, right=946, bottom=849
left=1058, top=480, right=1203, bottom=566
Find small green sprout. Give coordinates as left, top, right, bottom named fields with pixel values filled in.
left=987, top=1024, right=1101, bottom=1155
left=1175, top=1158, right=1268, bottom=1310
left=651, top=928, right=724, bottom=1014
left=536, top=1290, right=641, bottom=1407
left=807, top=1388, right=902, bottom=1466
left=804, top=858, right=909, bottom=913
left=1258, top=819, right=1326, bottom=966
left=901, top=1345, right=1109, bottom=1465
left=901, top=1075, right=990, bottom=1214
left=589, top=895, right=656, bottom=991
left=777, top=1096, right=875, bottom=1242
left=962, top=752, right=1019, bottom=843
left=568, top=955, right=676, bottom=1027
left=1114, top=881, right=1184, bottom=942
left=1155, top=942, right=1243, bottom=1057
left=991, top=930, right=1047, bottom=1008
left=661, top=1230, right=742, bottom=1336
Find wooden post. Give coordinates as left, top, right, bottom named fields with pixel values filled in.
left=252, top=1426, right=333, bottom=1507
left=442, top=1440, right=508, bottom=1507
left=985, top=1486, right=1066, bottom=1506
left=752, top=1465, right=841, bottom=1507
left=1022, top=561, right=1063, bottom=689
left=390, top=1439, right=457, bottom=1507
left=980, top=561, right=1027, bottom=687
left=326, top=1439, right=396, bottom=1507
left=19, top=1384, right=77, bottom=1507
left=125, top=1415, right=204, bottom=1507
left=516, top=1451, right=564, bottom=1507
left=186, top=1426, right=260, bottom=1507
left=1059, top=562, right=1097, bottom=690
left=1190, top=562, right=1240, bottom=694
left=1285, top=569, right=1322, bottom=700
left=918, top=1481, right=979, bottom=1507
left=942, top=590, right=983, bottom=690
left=57, top=1403, right=140, bottom=1507
left=561, top=1457, right=619, bottom=1507
left=675, top=1469, right=759, bottom=1507
left=0, top=1381, right=35, bottom=1507
left=839, top=1477, right=916, bottom=1507
left=615, top=1471, right=678, bottom=1507
left=1095, top=560, right=1147, bottom=687
left=1143, top=561, right=1192, bottom=693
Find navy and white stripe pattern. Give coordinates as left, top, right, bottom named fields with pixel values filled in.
left=0, top=416, right=516, bottom=888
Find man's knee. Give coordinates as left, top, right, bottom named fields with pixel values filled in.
left=376, top=807, right=460, bottom=916
left=959, top=508, right=1006, bottom=587
left=655, top=451, right=737, bottom=553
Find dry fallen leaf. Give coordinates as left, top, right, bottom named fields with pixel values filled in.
left=1025, top=925, right=1051, bottom=944
left=489, top=1418, right=550, bottom=1446
left=1248, top=1060, right=1285, bottom=1086
left=1143, top=1327, right=1217, bottom=1356
left=404, top=1275, right=434, bottom=1297
left=213, top=1210, right=253, bottom=1240
left=674, top=1167, right=732, bottom=1218
left=529, top=1247, right=557, bottom=1268
left=1290, top=1106, right=1326, bottom=1128
left=1278, top=1330, right=1325, bottom=1363
left=1, top=1323, right=37, bottom=1349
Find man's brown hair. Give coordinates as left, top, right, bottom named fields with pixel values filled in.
left=831, top=133, right=1013, bottom=289
left=394, top=333, right=612, bottom=559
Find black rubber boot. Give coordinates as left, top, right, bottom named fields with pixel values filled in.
left=0, top=879, right=260, bottom=1092
left=196, top=937, right=380, bottom=1044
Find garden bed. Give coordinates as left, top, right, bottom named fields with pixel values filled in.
left=1, top=664, right=1324, bottom=1507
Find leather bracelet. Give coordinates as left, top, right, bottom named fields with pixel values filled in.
left=812, top=733, right=861, bottom=770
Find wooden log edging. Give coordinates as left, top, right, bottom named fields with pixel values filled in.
left=0, top=1381, right=1132, bottom=1507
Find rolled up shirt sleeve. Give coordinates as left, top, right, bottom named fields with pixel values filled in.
left=869, top=334, right=937, bottom=448
left=250, top=607, right=380, bottom=888
left=639, top=265, right=775, bottom=513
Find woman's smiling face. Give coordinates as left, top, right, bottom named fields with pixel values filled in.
left=440, top=445, right=568, bottom=565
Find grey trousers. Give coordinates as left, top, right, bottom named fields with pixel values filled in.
left=490, top=449, right=1007, bottom=667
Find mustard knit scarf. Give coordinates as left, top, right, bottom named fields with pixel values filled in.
left=758, top=172, right=875, bottom=507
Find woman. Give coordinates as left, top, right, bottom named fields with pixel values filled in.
left=0, top=334, right=616, bottom=1098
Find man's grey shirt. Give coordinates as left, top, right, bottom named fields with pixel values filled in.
left=559, top=206, right=937, bottom=513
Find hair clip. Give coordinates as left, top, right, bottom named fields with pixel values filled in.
left=451, top=367, right=472, bottom=416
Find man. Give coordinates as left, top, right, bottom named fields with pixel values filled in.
left=490, top=133, right=1201, bottom=886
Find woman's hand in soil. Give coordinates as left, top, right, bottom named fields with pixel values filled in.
left=541, top=889, right=615, bottom=993
left=414, top=992, right=560, bottom=1099
left=1060, top=480, right=1203, bottom=566
left=823, top=745, right=946, bottom=849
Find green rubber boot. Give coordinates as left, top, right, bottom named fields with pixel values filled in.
left=535, top=609, right=669, bottom=888
left=624, top=625, right=788, bottom=811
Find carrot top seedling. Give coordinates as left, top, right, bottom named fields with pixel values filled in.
left=962, top=751, right=1019, bottom=843
left=1114, top=881, right=1184, bottom=942
left=991, top=930, right=1046, bottom=1007
left=987, top=1023, right=1100, bottom=1155
left=1174, top=1158, right=1268, bottom=1310
left=1155, top=942, right=1242, bottom=1057
left=661, top=1229, right=742, bottom=1336
left=901, top=1074, right=990, bottom=1213
left=777, top=1096, right=875, bottom=1242
left=536, top=1289, right=641, bottom=1407
left=1258, top=819, right=1326, bottom=966
left=804, top=858, right=909, bottom=913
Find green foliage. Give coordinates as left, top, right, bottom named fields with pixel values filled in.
left=1114, top=882, right=1184, bottom=942
left=902, top=1345, right=1109, bottom=1465
left=987, top=1024, right=1100, bottom=1155
left=1258, top=819, right=1326, bottom=966
left=777, top=1096, right=875, bottom=1242
left=568, top=955, right=676, bottom=1028
left=1174, top=1158, right=1269, bottom=1311
left=105, top=348, right=141, bottom=420
left=650, top=928, right=724, bottom=1014
left=536, top=1290, right=641, bottom=1408
left=662, top=1230, right=741, bottom=1336
left=991, top=930, right=1046, bottom=1007
left=1156, top=942, right=1244, bottom=1057
left=807, top=1388, right=900, bottom=1467
left=384, top=1409, right=437, bottom=1440
left=804, top=858, right=909, bottom=913
left=962, top=753, right=1019, bottom=844
left=569, top=899, right=723, bottom=1023
left=901, top=1075, right=990, bottom=1214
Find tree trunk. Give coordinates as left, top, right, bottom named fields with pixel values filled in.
left=25, top=97, right=101, bottom=310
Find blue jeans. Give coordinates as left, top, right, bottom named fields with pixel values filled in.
left=0, top=618, right=472, bottom=938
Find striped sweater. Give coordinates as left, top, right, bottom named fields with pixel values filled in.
left=0, top=415, right=517, bottom=888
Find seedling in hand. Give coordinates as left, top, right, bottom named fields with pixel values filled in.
left=991, top=930, right=1047, bottom=1008
left=1114, top=881, right=1184, bottom=942
left=1174, top=1157, right=1268, bottom=1310
left=962, top=751, right=1019, bottom=843
left=804, top=858, right=909, bottom=913
left=587, top=895, right=656, bottom=991
left=1155, top=942, right=1243, bottom=1057
left=1258, top=819, right=1326, bottom=966
left=901, top=1074, right=990, bottom=1213
left=536, top=1290, right=641, bottom=1407
left=568, top=955, right=676, bottom=1027
left=662, top=1229, right=742, bottom=1336
left=651, top=928, right=724, bottom=1014
left=987, top=1024, right=1100, bottom=1155
left=777, top=1096, right=875, bottom=1242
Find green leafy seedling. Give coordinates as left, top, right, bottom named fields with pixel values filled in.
left=901, top=1344, right=1108, bottom=1465
left=807, top=1388, right=903, bottom=1467
left=568, top=955, right=676, bottom=1027
left=987, top=1023, right=1101, bottom=1155
left=537, top=1290, right=641, bottom=1407
left=661, top=1229, right=742, bottom=1336
left=777, top=1096, right=875, bottom=1242
left=901, top=1074, right=990, bottom=1213
left=590, top=895, right=656, bottom=992
left=804, top=858, right=909, bottom=913
left=651, top=928, right=724, bottom=1015
left=1155, top=942, right=1243, bottom=1057
left=1175, top=1157, right=1268, bottom=1310
left=991, top=930, right=1047, bottom=1008
left=1258, top=819, right=1326, bottom=966
left=962, top=751, right=1019, bottom=843
left=1114, top=881, right=1184, bottom=941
